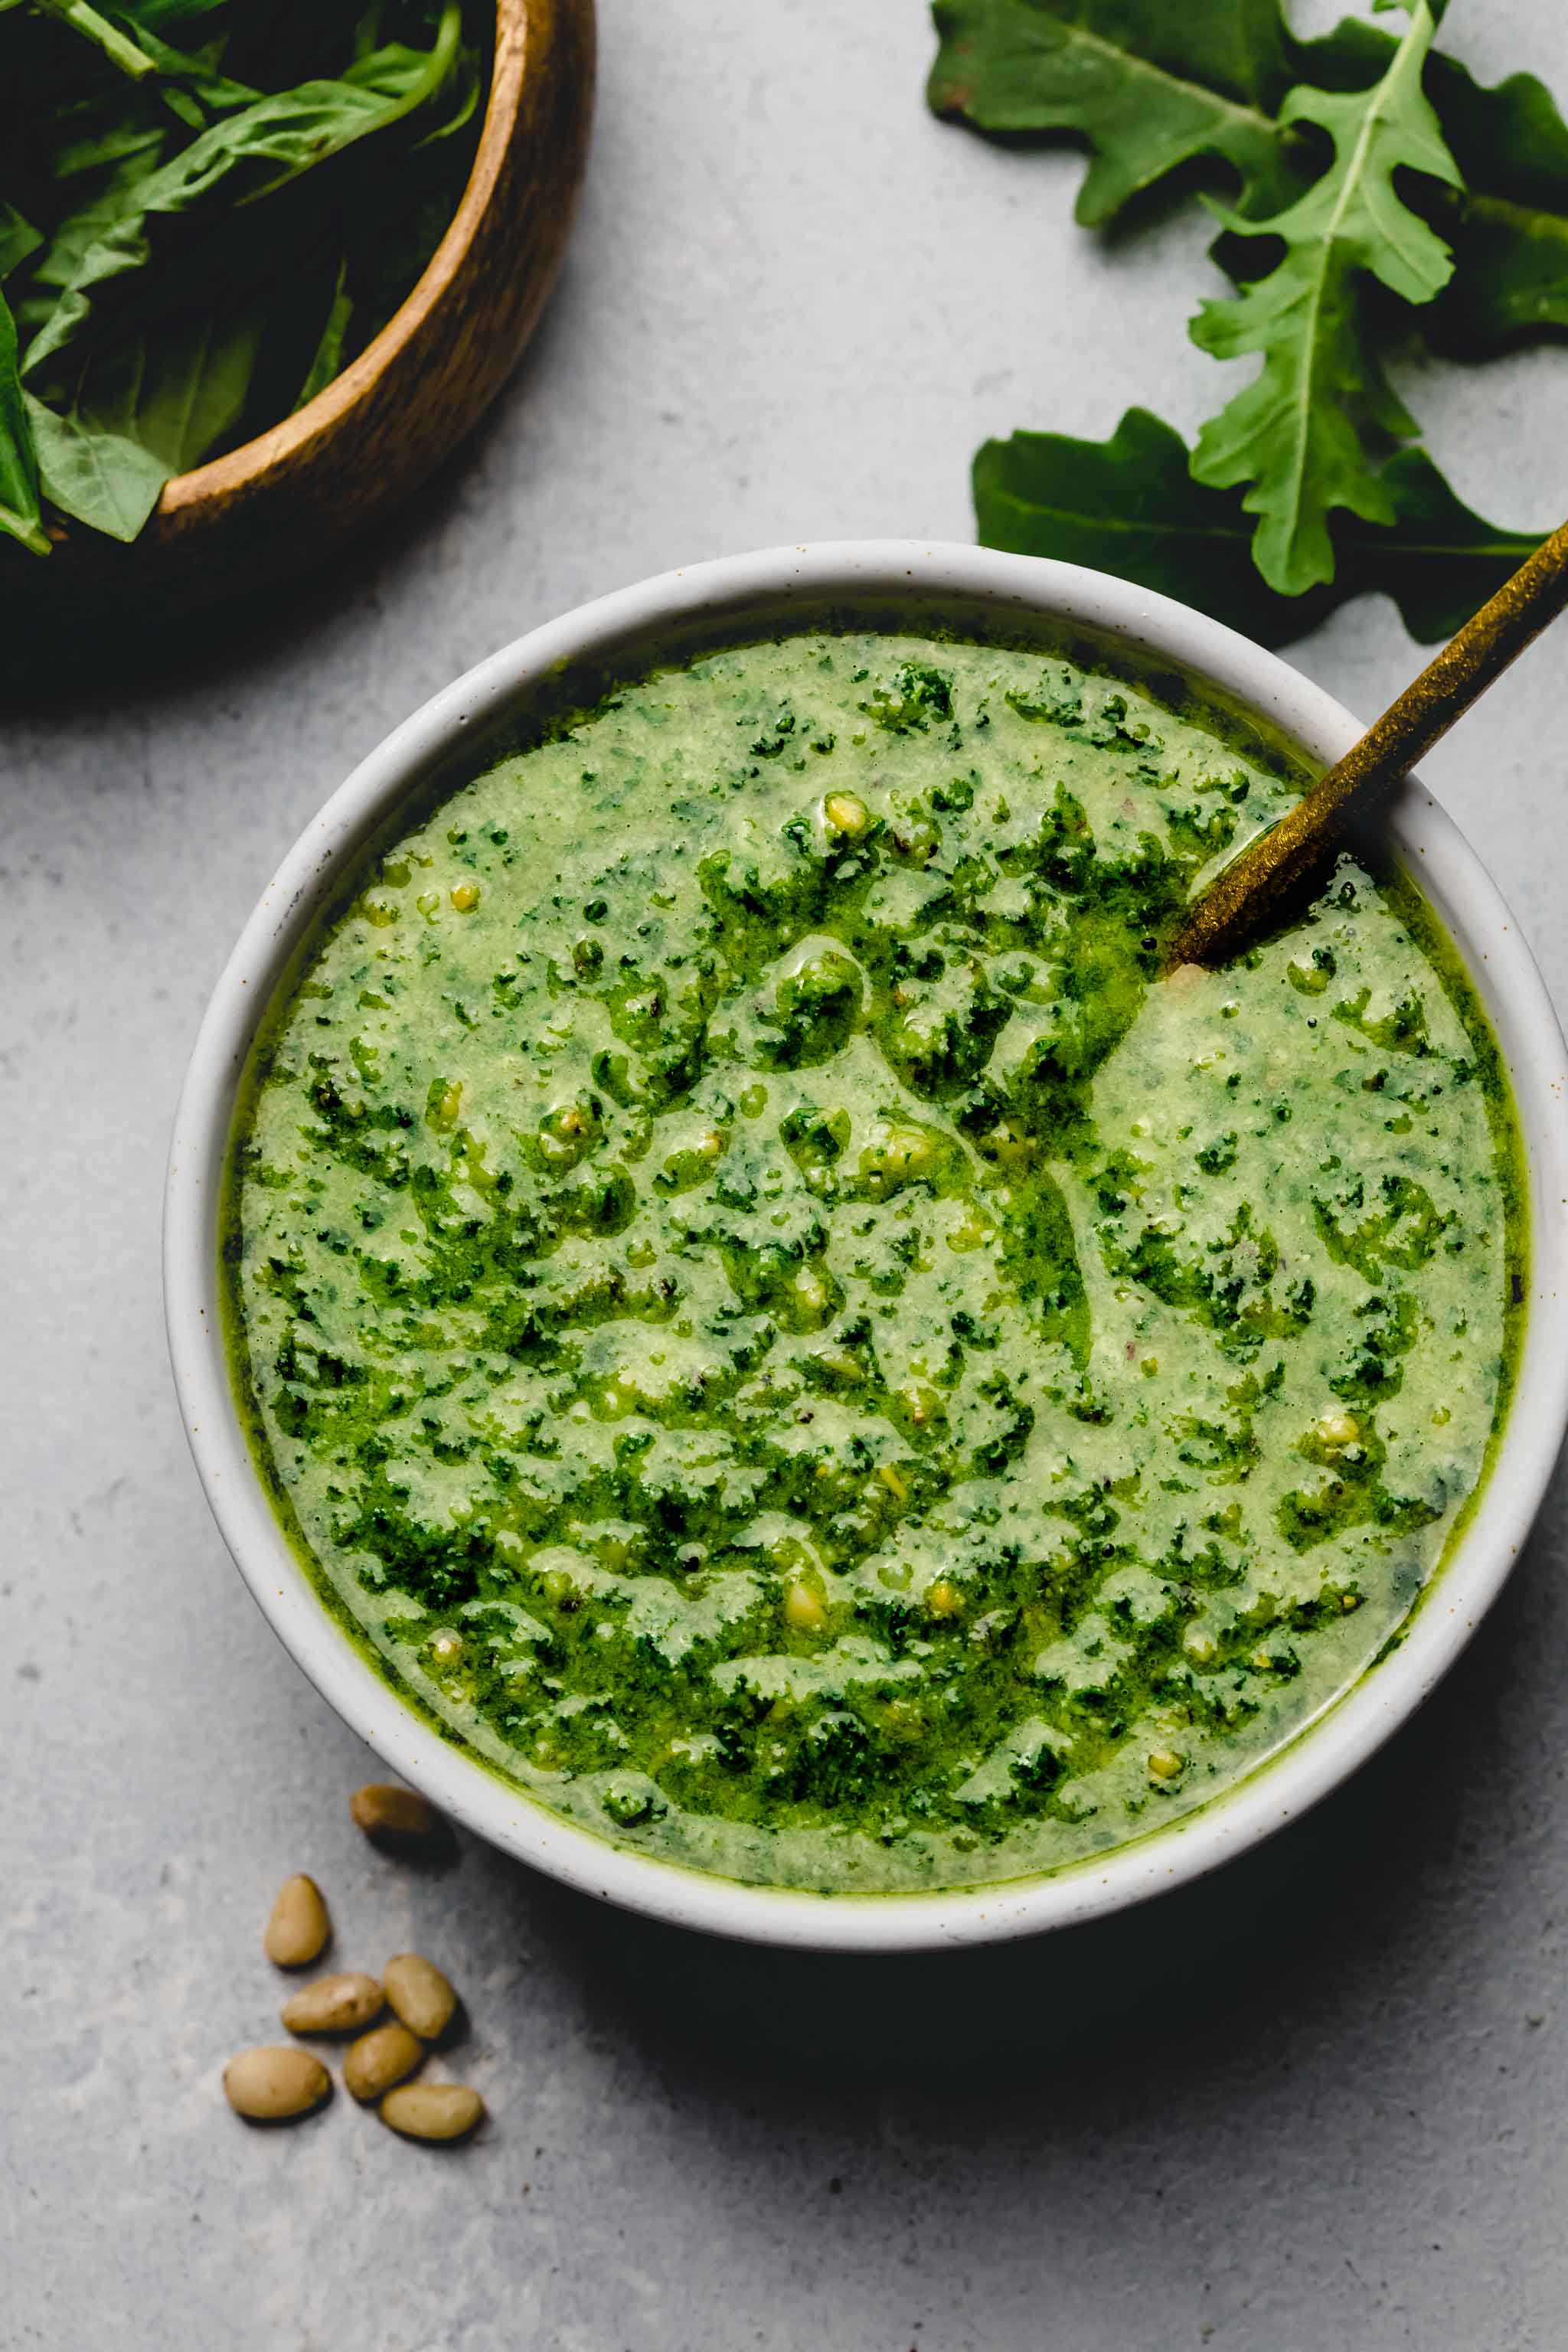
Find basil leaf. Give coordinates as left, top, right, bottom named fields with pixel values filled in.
left=23, top=387, right=168, bottom=540
left=0, top=291, right=51, bottom=556
left=67, top=297, right=266, bottom=472
left=0, top=202, right=43, bottom=281
left=47, top=119, right=169, bottom=180
left=129, top=28, right=259, bottom=120
left=292, top=261, right=352, bottom=411
left=974, top=408, right=1544, bottom=648
left=23, top=4, right=462, bottom=390
left=1, top=0, right=482, bottom=554
left=31, top=136, right=169, bottom=290
left=116, top=0, right=234, bottom=23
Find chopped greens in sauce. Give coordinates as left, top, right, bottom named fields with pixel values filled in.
left=224, top=632, right=1524, bottom=1893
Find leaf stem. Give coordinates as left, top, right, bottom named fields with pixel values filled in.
left=27, top=0, right=161, bottom=83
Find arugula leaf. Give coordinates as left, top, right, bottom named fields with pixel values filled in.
left=1188, top=2, right=1461, bottom=596
left=1359, top=443, right=1549, bottom=639
left=973, top=407, right=1544, bottom=648
left=1253, top=15, right=1568, bottom=351
left=0, top=291, right=51, bottom=554
left=927, top=0, right=1304, bottom=224
left=927, top=0, right=1568, bottom=357
left=1427, top=56, right=1568, bottom=347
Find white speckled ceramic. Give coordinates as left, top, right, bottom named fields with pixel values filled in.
left=164, top=544, right=1568, bottom=1950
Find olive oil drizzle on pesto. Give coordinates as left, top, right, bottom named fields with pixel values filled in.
left=227, top=632, right=1524, bottom=1894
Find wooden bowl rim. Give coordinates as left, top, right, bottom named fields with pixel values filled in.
left=158, top=0, right=525, bottom=521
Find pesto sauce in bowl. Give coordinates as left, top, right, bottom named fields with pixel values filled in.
left=224, top=631, right=1525, bottom=1895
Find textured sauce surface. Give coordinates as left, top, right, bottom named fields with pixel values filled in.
left=225, top=633, right=1524, bottom=1893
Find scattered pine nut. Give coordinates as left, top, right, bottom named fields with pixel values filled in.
left=263, top=1873, right=330, bottom=1969
left=224, top=2047, right=331, bottom=2122
left=344, top=2021, right=423, bottom=2104
left=227, top=1792, right=487, bottom=2142
left=349, top=1782, right=448, bottom=1851
left=383, top=1952, right=458, bottom=2043
left=380, top=2082, right=485, bottom=2143
left=280, top=1971, right=384, bottom=2035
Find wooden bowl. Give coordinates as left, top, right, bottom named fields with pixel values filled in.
left=5, top=0, right=595, bottom=629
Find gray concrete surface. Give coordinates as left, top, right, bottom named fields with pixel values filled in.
left=6, top=3, right=1568, bottom=2345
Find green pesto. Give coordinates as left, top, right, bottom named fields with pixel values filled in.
left=224, top=631, right=1526, bottom=1895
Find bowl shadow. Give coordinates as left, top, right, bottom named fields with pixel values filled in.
left=0, top=264, right=573, bottom=708
left=472, top=1508, right=1560, bottom=2107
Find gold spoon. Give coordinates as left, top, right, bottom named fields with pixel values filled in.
left=1168, top=515, right=1568, bottom=971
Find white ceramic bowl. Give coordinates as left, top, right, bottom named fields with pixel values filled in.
left=165, top=543, right=1568, bottom=1951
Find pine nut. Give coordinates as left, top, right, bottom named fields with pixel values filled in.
left=782, top=1582, right=826, bottom=1633
left=343, top=2021, right=423, bottom=2104
left=224, top=2047, right=331, bottom=2122
left=263, top=1874, right=330, bottom=1969
left=823, top=792, right=870, bottom=837
left=383, top=1952, right=458, bottom=2042
left=349, top=1782, right=448, bottom=1851
left=280, top=1971, right=384, bottom=2034
left=380, top=2082, right=485, bottom=2142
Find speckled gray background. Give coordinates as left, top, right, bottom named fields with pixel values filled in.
left=6, top=4, right=1568, bottom=2346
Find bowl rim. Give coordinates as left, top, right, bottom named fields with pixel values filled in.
left=157, top=0, right=528, bottom=523
left=164, top=539, right=1568, bottom=1952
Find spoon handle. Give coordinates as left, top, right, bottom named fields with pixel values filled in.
left=1170, top=511, right=1568, bottom=970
